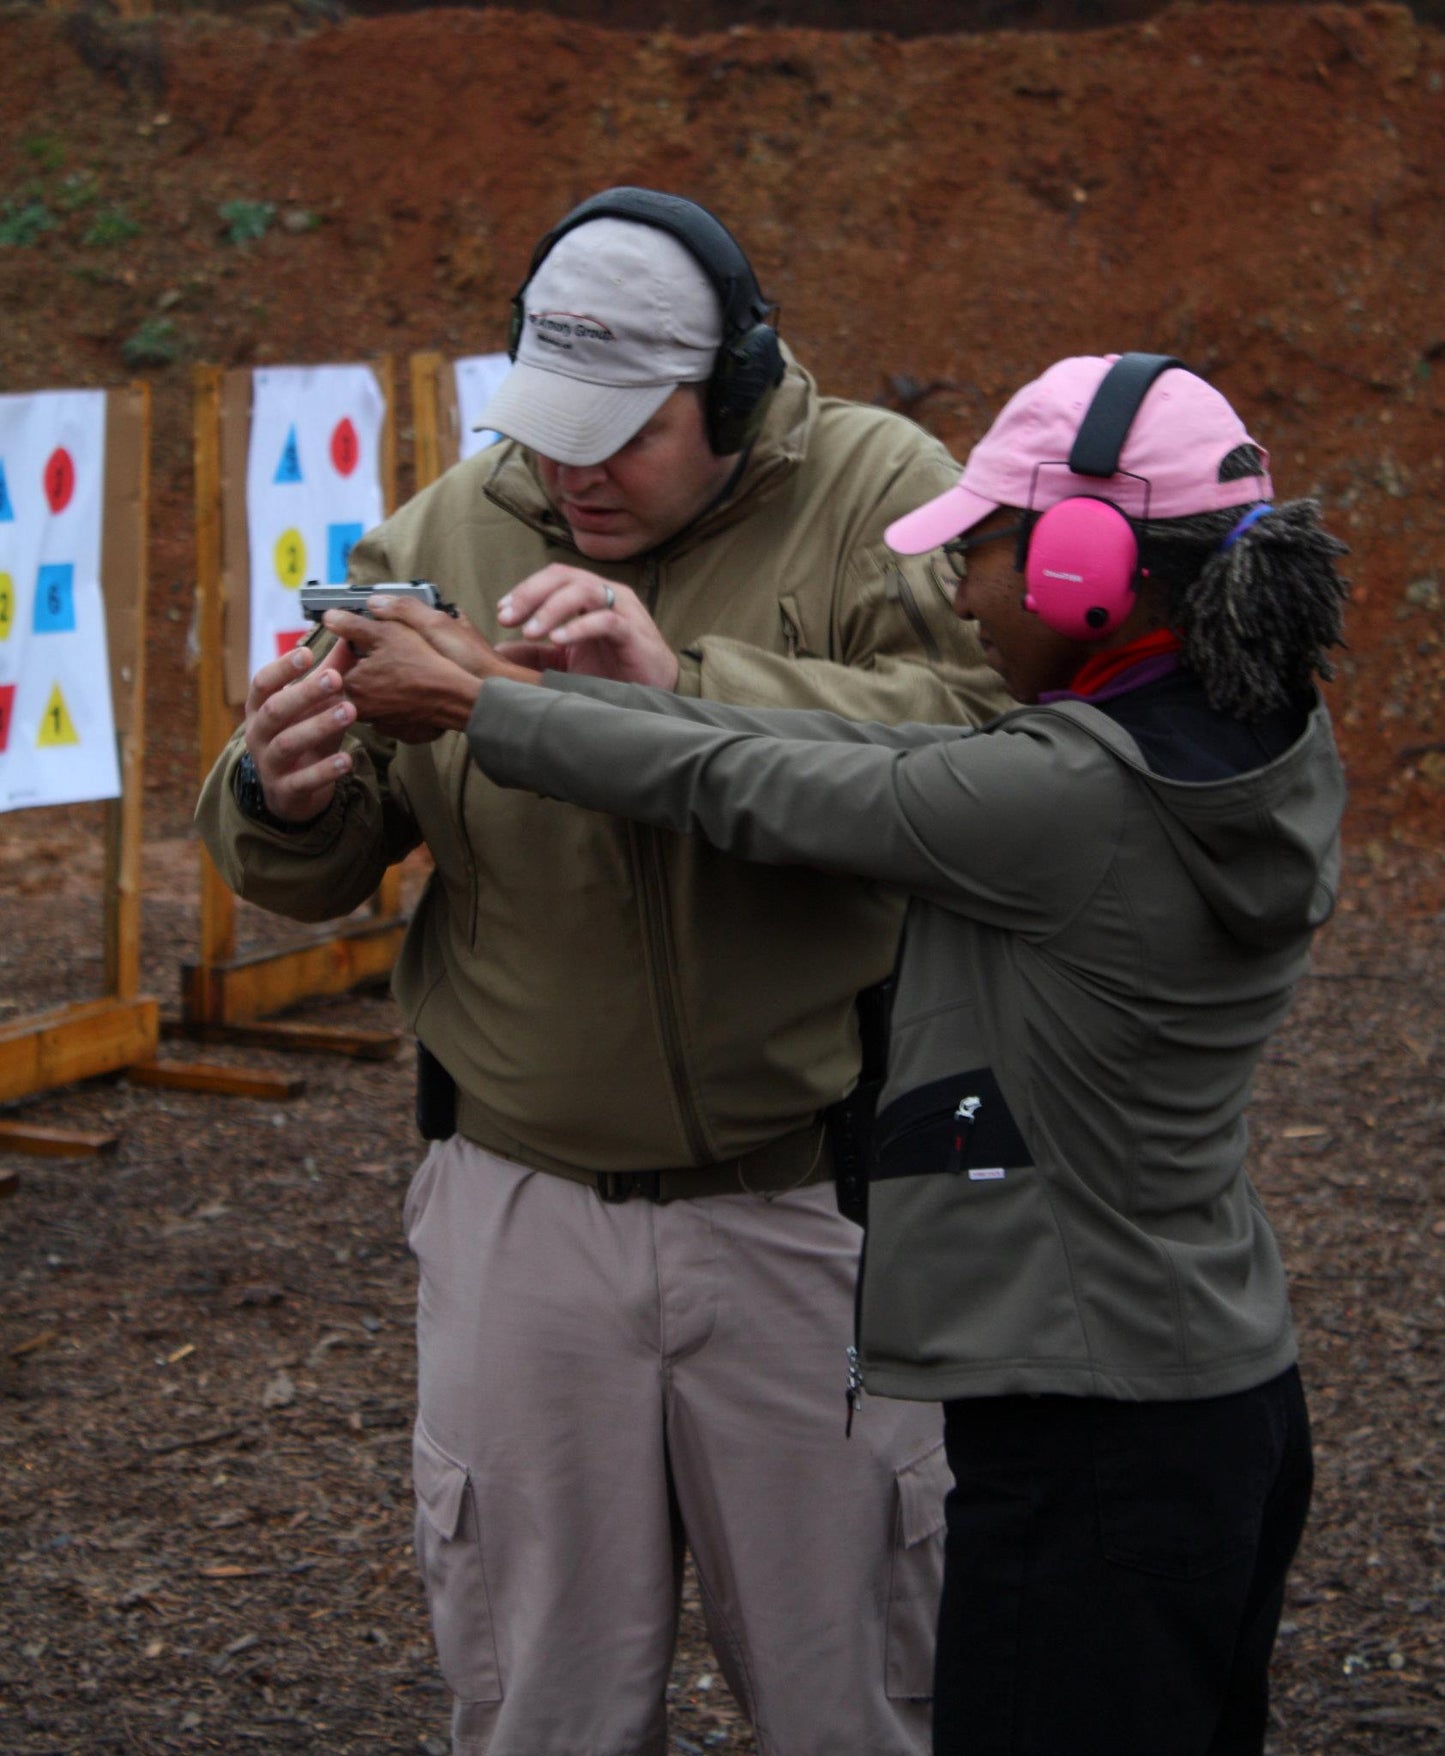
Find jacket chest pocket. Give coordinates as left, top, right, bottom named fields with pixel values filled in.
left=873, top=1068, right=1032, bottom=1186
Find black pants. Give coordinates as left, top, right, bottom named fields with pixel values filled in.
left=934, top=1366, right=1312, bottom=1756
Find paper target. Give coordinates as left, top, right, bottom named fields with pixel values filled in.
left=246, top=365, right=386, bottom=680
left=454, top=353, right=512, bottom=461
left=0, top=388, right=119, bottom=813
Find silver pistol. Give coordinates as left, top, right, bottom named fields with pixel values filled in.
left=299, top=579, right=456, bottom=622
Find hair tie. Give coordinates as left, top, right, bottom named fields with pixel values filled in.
left=1219, top=503, right=1274, bottom=552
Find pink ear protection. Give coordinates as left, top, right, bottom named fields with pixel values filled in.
left=1018, top=352, right=1184, bottom=641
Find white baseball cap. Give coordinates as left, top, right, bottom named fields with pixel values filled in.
left=477, top=217, right=724, bottom=467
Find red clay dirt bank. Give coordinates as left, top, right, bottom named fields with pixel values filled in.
left=0, top=1, right=1440, bottom=878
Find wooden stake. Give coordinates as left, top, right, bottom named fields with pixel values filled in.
left=104, top=382, right=151, bottom=1001
left=0, top=1124, right=118, bottom=1160
left=161, top=1018, right=402, bottom=1061
left=410, top=352, right=444, bottom=492
left=126, top=1062, right=306, bottom=1101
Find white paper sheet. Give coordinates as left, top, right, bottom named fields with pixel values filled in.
left=454, top=353, right=512, bottom=461
left=0, top=388, right=119, bottom=813
left=245, top=364, right=386, bottom=681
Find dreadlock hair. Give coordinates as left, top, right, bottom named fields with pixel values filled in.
left=1135, top=450, right=1350, bottom=721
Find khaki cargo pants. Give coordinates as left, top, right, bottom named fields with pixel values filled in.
left=405, top=1135, right=949, bottom=1756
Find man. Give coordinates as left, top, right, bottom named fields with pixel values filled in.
left=196, top=188, right=1008, bottom=1756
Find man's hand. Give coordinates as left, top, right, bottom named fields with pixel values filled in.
left=242, top=639, right=358, bottom=824
left=496, top=565, right=680, bottom=689
left=328, top=596, right=538, bottom=743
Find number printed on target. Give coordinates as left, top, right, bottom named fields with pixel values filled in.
left=34, top=562, right=76, bottom=632
left=275, top=528, right=308, bottom=590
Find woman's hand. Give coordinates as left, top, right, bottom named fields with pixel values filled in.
left=327, top=597, right=538, bottom=743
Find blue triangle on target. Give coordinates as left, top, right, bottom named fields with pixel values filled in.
left=274, top=426, right=303, bottom=485
left=0, top=460, right=13, bottom=522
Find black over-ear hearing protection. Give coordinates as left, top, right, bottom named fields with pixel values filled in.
left=1017, top=352, right=1186, bottom=641
left=508, top=187, right=786, bottom=458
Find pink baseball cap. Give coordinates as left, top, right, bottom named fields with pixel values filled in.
left=885, top=355, right=1273, bottom=555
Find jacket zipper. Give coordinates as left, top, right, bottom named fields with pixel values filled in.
left=640, top=552, right=663, bottom=618
left=455, top=743, right=481, bottom=947
left=630, top=821, right=712, bottom=1167
left=628, top=556, right=711, bottom=1167
left=889, top=563, right=941, bottom=663
left=847, top=1223, right=868, bottom=1437
left=947, top=1095, right=981, bottom=1176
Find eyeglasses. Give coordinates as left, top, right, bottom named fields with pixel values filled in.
left=937, top=523, right=1026, bottom=582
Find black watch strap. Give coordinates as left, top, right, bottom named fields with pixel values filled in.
left=234, top=751, right=308, bottom=833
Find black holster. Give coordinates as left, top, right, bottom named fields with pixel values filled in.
left=823, top=980, right=893, bottom=1227
left=415, top=1040, right=458, bottom=1142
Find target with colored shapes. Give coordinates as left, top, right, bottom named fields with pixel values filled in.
left=44, top=446, right=75, bottom=514
left=36, top=681, right=80, bottom=747
left=274, top=528, right=307, bottom=590
left=245, top=365, right=386, bottom=685
left=34, top=562, right=77, bottom=632
left=0, top=385, right=118, bottom=811
left=330, top=417, right=359, bottom=477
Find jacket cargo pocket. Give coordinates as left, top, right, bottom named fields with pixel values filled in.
left=885, top=1440, right=951, bottom=1700
left=412, top=1421, right=502, bottom=1704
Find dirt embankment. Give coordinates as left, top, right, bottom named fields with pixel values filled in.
left=0, top=1, right=1441, bottom=882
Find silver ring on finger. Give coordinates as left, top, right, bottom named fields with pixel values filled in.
left=601, top=584, right=615, bottom=611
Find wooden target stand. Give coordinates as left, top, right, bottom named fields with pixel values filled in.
left=173, top=363, right=406, bottom=1066
left=0, top=385, right=158, bottom=1163
left=409, top=352, right=464, bottom=487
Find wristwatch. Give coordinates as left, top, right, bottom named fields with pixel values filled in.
left=233, top=751, right=307, bottom=832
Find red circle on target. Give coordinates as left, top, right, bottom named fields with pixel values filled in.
left=330, top=418, right=359, bottom=477
left=44, top=448, right=75, bottom=514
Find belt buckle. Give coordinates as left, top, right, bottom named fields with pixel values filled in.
left=595, top=1170, right=662, bottom=1204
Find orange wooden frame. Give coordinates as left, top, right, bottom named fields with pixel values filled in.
left=0, top=385, right=159, bottom=1149
left=180, top=362, right=406, bottom=1037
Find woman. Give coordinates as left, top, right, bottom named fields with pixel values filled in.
left=332, top=354, right=1350, bottom=1756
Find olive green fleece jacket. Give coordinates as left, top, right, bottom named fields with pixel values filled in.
left=460, top=672, right=1345, bottom=1402
left=195, top=357, right=1010, bottom=1176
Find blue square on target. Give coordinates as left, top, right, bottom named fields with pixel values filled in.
left=327, top=523, right=363, bottom=584
left=34, top=563, right=76, bottom=632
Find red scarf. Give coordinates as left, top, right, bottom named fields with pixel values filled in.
left=1068, top=628, right=1182, bottom=698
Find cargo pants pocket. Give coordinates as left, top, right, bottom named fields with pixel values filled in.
left=885, top=1439, right=951, bottom=1700
left=412, top=1420, right=502, bottom=1704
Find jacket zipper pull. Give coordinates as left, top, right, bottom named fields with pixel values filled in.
left=948, top=1095, right=981, bottom=1176
left=845, top=1345, right=864, bottom=1438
